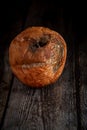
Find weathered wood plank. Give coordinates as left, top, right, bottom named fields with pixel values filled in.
left=79, top=39, right=87, bottom=129
left=0, top=20, right=23, bottom=126
left=2, top=2, right=77, bottom=130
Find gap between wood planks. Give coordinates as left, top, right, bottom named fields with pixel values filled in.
left=75, top=36, right=82, bottom=130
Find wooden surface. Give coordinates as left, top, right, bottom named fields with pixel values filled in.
left=79, top=39, right=87, bottom=129
left=0, top=1, right=87, bottom=130
left=0, top=20, right=23, bottom=126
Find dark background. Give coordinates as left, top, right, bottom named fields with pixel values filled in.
left=0, top=1, right=87, bottom=41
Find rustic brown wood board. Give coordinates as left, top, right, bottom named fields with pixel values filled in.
left=0, top=1, right=87, bottom=130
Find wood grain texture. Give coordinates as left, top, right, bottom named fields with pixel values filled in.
left=79, top=39, right=87, bottom=129
left=0, top=20, right=23, bottom=126
left=0, top=49, right=12, bottom=121
left=1, top=2, right=77, bottom=130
